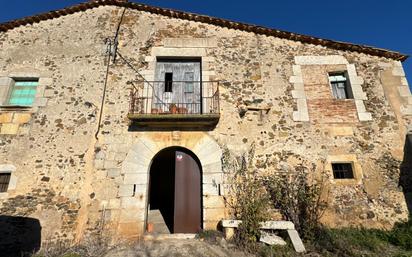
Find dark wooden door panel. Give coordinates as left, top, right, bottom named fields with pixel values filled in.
left=173, top=151, right=201, bottom=233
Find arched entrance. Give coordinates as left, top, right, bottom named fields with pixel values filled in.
left=147, top=147, right=202, bottom=234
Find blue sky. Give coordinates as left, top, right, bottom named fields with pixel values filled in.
left=1, top=0, right=411, bottom=88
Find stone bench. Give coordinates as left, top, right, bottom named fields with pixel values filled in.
left=220, top=220, right=306, bottom=253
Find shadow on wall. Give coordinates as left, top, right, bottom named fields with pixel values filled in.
left=400, top=134, right=412, bottom=215
left=0, top=216, right=41, bottom=257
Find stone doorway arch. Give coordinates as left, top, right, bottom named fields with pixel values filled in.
left=117, top=133, right=225, bottom=236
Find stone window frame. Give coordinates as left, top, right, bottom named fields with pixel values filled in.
left=0, top=72, right=52, bottom=112
left=290, top=55, right=372, bottom=122
left=0, top=164, right=17, bottom=199
left=326, top=154, right=363, bottom=185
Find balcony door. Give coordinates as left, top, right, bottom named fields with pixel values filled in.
left=154, top=59, right=201, bottom=114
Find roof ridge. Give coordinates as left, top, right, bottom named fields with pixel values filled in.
left=0, top=0, right=408, bottom=61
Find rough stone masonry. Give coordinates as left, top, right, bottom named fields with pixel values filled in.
left=0, top=0, right=411, bottom=246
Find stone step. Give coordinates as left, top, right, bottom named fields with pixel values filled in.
left=147, top=209, right=170, bottom=234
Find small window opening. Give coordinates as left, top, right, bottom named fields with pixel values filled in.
left=0, top=173, right=11, bottom=192
left=8, top=79, right=39, bottom=106
left=332, top=163, right=354, bottom=179
left=165, top=72, right=173, bottom=92
left=329, top=72, right=353, bottom=99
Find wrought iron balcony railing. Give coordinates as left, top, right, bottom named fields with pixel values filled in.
left=129, top=81, right=219, bottom=115
left=128, top=81, right=220, bottom=128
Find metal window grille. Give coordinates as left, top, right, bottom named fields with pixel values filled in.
left=332, top=163, right=354, bottom=179
left=0, top=173, right=11, bottom=192
left=8, top=80, right=39, bottom=106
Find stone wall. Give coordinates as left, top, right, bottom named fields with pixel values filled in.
left=0, top=4, right=410, bottom=244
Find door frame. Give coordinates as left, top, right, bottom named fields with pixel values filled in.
left=146, top=146, right=203, bottom=233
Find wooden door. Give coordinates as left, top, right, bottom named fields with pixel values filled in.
left=173, top=151, right=201, bottom=233
left=154, top=60, right=201, bottom=113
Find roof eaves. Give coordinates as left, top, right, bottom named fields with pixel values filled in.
left=0, top=0, right=408, bottom=62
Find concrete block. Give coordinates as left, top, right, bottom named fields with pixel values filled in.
left=0, top=123, right=19, bottom=135
left=12, top=113, right=32, bottom=124
left=0, top=113, right=13, bottom=123
left=118, top=185, right=134, bottom=197
left=287, top=229, right=306, bottom=253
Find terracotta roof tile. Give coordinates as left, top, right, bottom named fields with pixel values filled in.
left=0, top=0, right=408, bottom=61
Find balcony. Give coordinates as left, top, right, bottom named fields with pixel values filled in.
left=128, top=81, right=220, bottom=129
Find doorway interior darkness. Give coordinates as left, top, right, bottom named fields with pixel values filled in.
left=148, top=147, right=202, bottom=234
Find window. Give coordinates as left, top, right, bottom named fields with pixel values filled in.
left=165, top=72, right=173, bottom=92
left=8, top=79, right=39, bottom=106
left=0, top=173, right=11, bottom=192
left=184, top=72, right=194, bottom=93
left=329, top=73, right=353, bottom=99
left=332, top=163, right=354, bottom=179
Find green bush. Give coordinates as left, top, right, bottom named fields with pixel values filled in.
left=388, top=216, right=412, bottom=250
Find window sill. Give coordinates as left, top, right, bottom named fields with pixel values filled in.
left=0, top=105, right=32, bottom=112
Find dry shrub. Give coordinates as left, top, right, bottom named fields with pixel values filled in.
left=263, top=165, right=328, bottom=240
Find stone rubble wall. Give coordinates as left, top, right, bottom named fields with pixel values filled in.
left=0, top=5, right=410, bottom=244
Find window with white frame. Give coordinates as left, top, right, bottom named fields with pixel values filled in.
left=328, top=72, right=353, bottom=99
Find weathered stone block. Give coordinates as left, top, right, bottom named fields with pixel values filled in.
left=107, top=168, right=121, bottom=178
left=118, top=185, right=134, bottom=197
left=203, top=195, right=225, bottom=208
left=119, top=208, right=145, bottom=222
left=124, top=173, right=148, bottom=185
left=120, top=196, right=146, bottom=209
left=0, top=113, right=13, bottom=123
left=12, top=113, right=32, bottom=124
left=204, top=208, right=226, bottom=221
left=0, top=123, right=19, bottom=135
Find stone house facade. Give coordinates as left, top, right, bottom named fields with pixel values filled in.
left=0, top=0, right=411, bottom=245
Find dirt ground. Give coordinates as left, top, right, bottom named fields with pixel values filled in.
left=103, top=238, right=251, bottom=257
